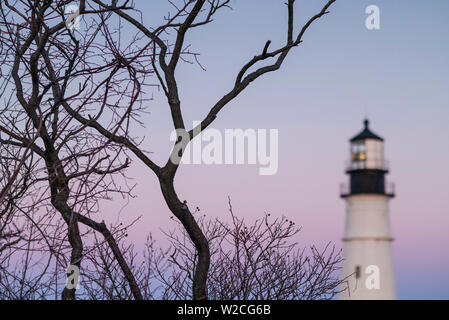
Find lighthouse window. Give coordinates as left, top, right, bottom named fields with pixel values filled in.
left=351, top=142, right=366, bottom=165
left=355, top=265, right=361, bottom=279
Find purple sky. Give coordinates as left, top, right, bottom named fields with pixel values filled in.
left=100, top=0, right=449, bottom=299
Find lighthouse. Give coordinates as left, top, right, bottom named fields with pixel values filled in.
left=339, top=119, right=396, bottom=300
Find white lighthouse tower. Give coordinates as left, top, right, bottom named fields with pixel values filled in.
left=339, top=119, right=396, bottom=300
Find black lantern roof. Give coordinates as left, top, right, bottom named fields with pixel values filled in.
left=350, top=119, right=384, bottom=142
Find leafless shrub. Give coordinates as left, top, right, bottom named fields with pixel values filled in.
left=80, top=199, right=346, bottom=300
left=152, top=198, right=346, bottom=300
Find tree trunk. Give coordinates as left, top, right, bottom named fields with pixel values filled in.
left=54, top=201, right=83, bottom=300
left=159, top=173, right=210, bottom=300
left=76, top=215, right=143, bottom=300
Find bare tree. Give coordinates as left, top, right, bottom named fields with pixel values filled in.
left=0, top=0, right=156, bottom=300
left=58, top=0, right=337, bottom=300
left=0, top=0, right=338, bottom=300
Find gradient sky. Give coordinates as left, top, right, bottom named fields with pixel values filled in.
left=99, top=0, right=449, bottom=299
